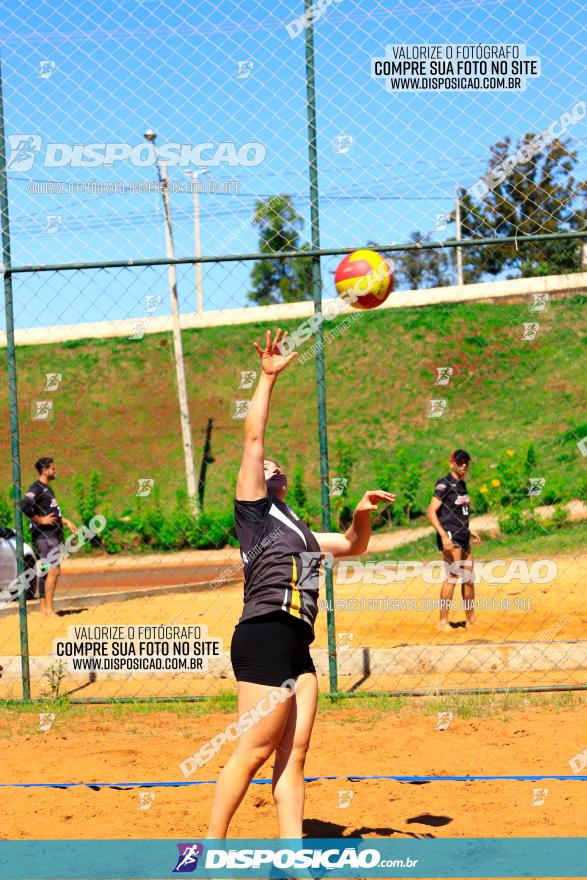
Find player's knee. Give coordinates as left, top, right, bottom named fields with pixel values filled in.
left=277, top=739, right=309, bottom=762
left=246, top=742, right=276, bottom=771
left=290, top=742, right=310, bottom=765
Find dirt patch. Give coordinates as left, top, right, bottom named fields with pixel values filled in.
left=0, top=702, right=585, bottom=842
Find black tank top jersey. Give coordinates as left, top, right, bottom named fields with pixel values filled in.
left=433, top=473, right=470, bottom=541
left=234, top=492, right=322, bottom=641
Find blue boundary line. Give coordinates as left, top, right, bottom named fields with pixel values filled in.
left=2, top=774, right=586, bottom=789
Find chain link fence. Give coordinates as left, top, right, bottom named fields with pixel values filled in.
left=0, top=0, right=586, bottom=700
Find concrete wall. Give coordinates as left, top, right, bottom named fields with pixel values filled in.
left=1, top=271, right=586, bottom=348
left=1, top=640, right=585, bottom=682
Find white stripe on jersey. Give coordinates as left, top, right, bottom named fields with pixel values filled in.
left=268, top=504, right=308, bottom=548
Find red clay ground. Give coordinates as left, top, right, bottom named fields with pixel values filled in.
left=1, top=699, right=585, bottom=844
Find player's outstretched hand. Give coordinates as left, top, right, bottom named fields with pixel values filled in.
left=355, top=490, right=396, bottom=513
left=253, top=329, right=298, bottom=376
left=471, top=530, right=482, bottom=545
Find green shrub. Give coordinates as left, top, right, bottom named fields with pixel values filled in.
left=557, top=423, right=587, bottom=445
left=524, top=443, right=538, bottom=476
left=289, top=461, right=318, bottom=525
left=0, top=491, right=14, bottom=528
left=191, top=510, right=237, bottom=549
left=499, top=508, right=524, bottom=535
left=73, top=470, right=105, bottom=526
left=548, top=505, right=569, bottom=530
left=536, top=475, right=567, bottom=505
left=373, top=459, right=396, bottom=526
left=499, top=508, right=544, bottom=536
left=372, top=447, right=423, bottom=526
left=330, top=438, right=358, bottom=529
left=494, top=448, right=528, bottom=505
left=499, top=504, right=570, bottom=537
left=111, top=491, right=237, bottom=552
left=578, top=477, right=587, bottom=502
left=126, top=487, right=167, bottom=547
left=471, top=486, right=489, bottom=515
left=291, top=461, right=307, bottom=511
left=98, top=524, right=124, bottom=554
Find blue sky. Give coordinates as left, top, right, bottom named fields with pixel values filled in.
left=1, top=0, right=585, bottom=329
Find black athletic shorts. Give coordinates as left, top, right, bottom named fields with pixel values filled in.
left=34, top=532, right=63, bottom=598
left=436, top=529, right=470, bottom=554
left=231, top=610, right=316, bottom=687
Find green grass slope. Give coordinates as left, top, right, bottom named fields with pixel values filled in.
left=1, top=295, right=585, bottom=529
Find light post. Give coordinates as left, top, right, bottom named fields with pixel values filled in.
left=184, top=168, right=208, bottom=313
left=144, top=129, right=200, bottom=516
left=455, top=184, right=464, bottom=286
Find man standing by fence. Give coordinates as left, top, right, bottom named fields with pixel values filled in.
left=427, top=449, right=481, bottom=632
left=20, top=457, right=77, bottom=617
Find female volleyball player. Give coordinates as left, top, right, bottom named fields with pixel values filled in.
left=207, top=328, right=394, bottom=839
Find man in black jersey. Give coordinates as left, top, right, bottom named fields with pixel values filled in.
left=207, top=329, right=394, bottom=841
left=20, top=457, right=77, bottom=617
left=427, top=449, right=481, bottom=631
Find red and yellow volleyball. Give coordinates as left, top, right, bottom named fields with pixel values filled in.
left=334, top=249, right=393, bottom=310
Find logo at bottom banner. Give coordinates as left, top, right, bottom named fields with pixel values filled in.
left=173, top=843, right=204, bottom=873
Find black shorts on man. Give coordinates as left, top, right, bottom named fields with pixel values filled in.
left=436, top=530, right=470, bottom=553
left=33, top=532, right=64, bottom=599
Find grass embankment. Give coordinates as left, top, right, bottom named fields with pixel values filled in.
left=1, top=295, right=585, bottom=548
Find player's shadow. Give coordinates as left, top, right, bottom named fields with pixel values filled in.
left=303, top=819, right=434, bottom=839
left=62, top=672, right=97, bottom=697
left=406, top=813, right=453, bottom=827
left=56, top=608, right=88, bottom=616
left=347, top=648, right=371, bottom=691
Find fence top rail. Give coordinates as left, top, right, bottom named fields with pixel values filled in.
left=4, top=231, right=587, bottom=274
left=1, top=270, right=585, bottom=349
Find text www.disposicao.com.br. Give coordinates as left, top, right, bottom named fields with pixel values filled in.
left=71, top=657, right=204, bottom=671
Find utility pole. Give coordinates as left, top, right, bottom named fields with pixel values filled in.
left=144, top=130, right=200, bottom=516
left=185, top=169, right=208, bottom=313
left=455, top=185, right=464, bottom=286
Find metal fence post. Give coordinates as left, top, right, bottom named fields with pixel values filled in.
left=304, top=5, right=338, bottom=693
left=0, top=56, right=31, bottom=700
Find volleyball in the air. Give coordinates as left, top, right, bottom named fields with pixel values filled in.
left=334, top=249, right=393, bottom=310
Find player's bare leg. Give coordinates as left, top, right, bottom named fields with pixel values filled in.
left=43, top=566, right=61, bottom=618
left=461, top=550, right=476, bottom=627
left=272, top=671, right=318, bottom=838
left=206, top=680, right=292, bottom=839
left=439, top=548, right=460, bottom=631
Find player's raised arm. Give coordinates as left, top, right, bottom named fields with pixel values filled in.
left=235, top=329, right=297, bottom=501
left=313, top=489, right=395, bottom=558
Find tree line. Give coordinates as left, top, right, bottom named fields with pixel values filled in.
left=248, top=131, right=586, bottom=304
